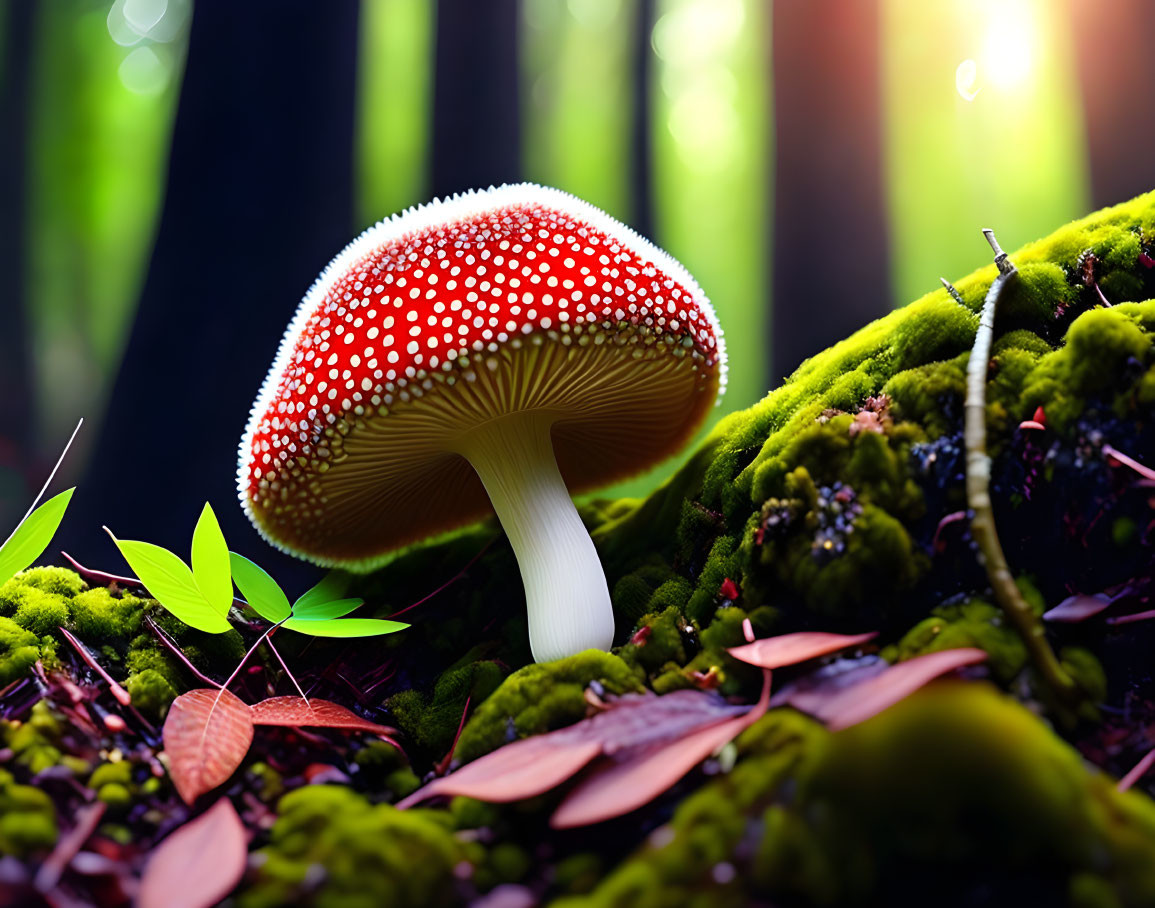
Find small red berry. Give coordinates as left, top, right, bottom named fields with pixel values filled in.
left=630, top=625, right=652, bottom=646
left=719, top=578, right=740, bottom=601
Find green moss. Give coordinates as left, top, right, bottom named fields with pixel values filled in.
left=88, top=761, right=131, bottom=789
left=245, top=762, right=285, bottom=804
left=884, top=596, right=1029, bottom=684
left=6, top=701, right=65, bottom=774
left=13, top=567, right=87, bottom=598
left=0, top=616, right=40, bottom=685
left=618, top=606, right=687, bottom=674
left=0, top=769, right=57, bottom=856
left=125, top=668, right=178, bottom=719
left=10, top=584, right=70, bottom=636
left=454, top=650, right=643, bottom=763
left=243, top=786, right=473, bottom=908
left=476, top=842, right=531, bottom=890
left=1000, top=262, right=1074, bottom=322
left=387, top=654, right=505, bottom=759
left=763, top=683, right=1155, bottom=906
left=124, top=642, right=183, bottom=690
left=70, top=588, right=145, bottom=639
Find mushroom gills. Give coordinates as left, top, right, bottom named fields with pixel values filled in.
left=453, top=410, right=616, bottom=663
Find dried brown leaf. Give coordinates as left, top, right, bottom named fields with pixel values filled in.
left=137, top=798, right=247, bottom=908
left=163, top=689, right=254, bottom=804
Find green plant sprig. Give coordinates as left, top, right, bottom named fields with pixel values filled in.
left=107, top=503, right=408, bottom=640
left=0, top=418, right=83, bottom=585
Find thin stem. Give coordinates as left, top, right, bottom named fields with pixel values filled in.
left=265, top=632, right=309, bottom=704
left=2, top=417, right=82, bottom=549
left=967, top=229, right=1077, bottom=702
left=212, top=617, right=289, bottom=710
left=388, top=537, right=496, bottom=620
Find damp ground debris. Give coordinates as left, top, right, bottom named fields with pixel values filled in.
left=5, top=192, right=1155, bottom=906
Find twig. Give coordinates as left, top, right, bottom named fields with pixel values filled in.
left=1102, top=443, right=1155, bottom=482
left=388, top=538, right=496, bottom=619
left=145, top=617, right=222, bottom=688
left=940, top=277, right=966, bottom=307
left=33, top=801, right=106, bottom=893
left=57, top=626, right=132, bottom=707
left=966, top=229, right=1077, bottom=702
left=1118, top=746, right=1155, bottom=792
left=59, top=551, right=141, bottom=589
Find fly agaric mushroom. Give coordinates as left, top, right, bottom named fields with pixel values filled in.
left=238, top=184, right=725, bottom=662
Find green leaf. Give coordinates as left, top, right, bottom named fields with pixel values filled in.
left=229, top=553, right=291, bottom=623
left=191, top=503, right=232, bottom=615
left=292, top=571, right=351, bottom=614
left=291, top=598, right=364, bottom=621
left=281, top=617, right=408, bottom=638
left=0, top=488, right=75, bottom=583
left=110, top=537, right=232, bottom=634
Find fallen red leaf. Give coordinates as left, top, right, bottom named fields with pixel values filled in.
left=769, top=656, right=888, bottom=714
left=396, top=737, right=604, bottom=808
left=813, top=648, right=987, bottom=732
left=550, top=672, right=771, bottom=828
left=137, top=798, right=247, bottom=908
left=398, top=687, right=756, bottom=813
left=728, top=631, right=878, bottom=670
left=250, top=696, right=398, bottom=738
left=163, top=689, right=254, bottom=804
left=1043, top=593, right=1113, bottom=624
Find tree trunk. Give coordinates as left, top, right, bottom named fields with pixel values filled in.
left=0, top=0, right=36, bottom=526
left=63, top=0, right=359, bottom=584
left=770, top=0, right=891, bottom=378
left=630, top=0, right=655, bottom=239
left=1070, top=0, right=1155, bottom=208
left=431, top=0, right=521, bottom=198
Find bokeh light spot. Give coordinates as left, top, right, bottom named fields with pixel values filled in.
left=118, top=46, right=170, bottom=96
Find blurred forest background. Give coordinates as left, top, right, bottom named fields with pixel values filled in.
left=0, top=0, right=1151, bottom=585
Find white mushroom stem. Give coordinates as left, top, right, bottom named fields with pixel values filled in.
left=454, top=412, right=616, bottom=663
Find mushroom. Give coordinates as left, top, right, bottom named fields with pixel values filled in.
left=238, top=184, right=726, bottom=662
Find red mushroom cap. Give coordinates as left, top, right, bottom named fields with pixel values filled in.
left=239, top=184, right=726, bottom=568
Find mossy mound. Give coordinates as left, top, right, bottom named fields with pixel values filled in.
left=563, top=683, right=1155, bottom=908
